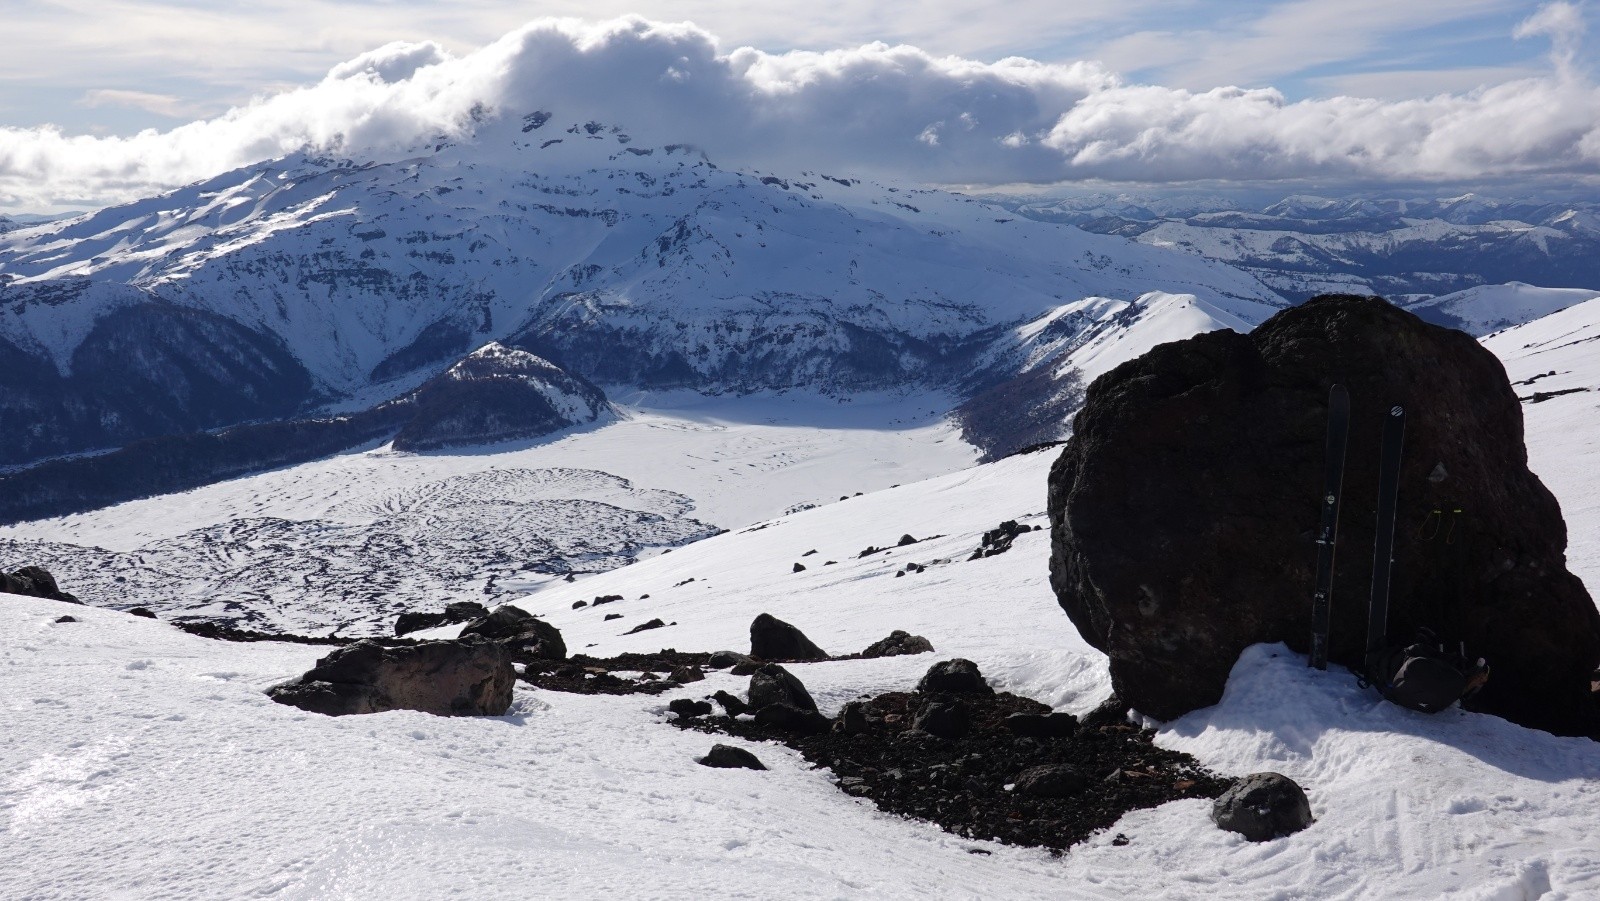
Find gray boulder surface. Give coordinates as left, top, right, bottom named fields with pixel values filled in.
left=267, top=638, right=515, bottom=717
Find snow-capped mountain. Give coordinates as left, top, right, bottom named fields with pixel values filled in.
left=995, top=192, right=1600, bottom=302
left=0, top=111, right=1283, bottom=470
left=1403, top=283, right=1600, bottom=337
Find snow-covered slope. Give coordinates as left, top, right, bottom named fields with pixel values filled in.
left=1406, top=283, right=1600, bottom=337
left=4, top=429, right=1598, bottom=898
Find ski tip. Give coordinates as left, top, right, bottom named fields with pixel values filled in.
left=1388, top=404, right=1404, bottom=417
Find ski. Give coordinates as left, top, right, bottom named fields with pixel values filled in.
left=1365, top=404, right=1407, bottom=675
left=1309, top=384, right=1350, bottom=670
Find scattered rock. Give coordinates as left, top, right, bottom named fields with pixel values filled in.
left=625, top=618, right=668, bottom=635
left=912, top=699, right=969, bottom=739
left=917, top=659, right=992, bottom=695
left=572, top=601, right=588, bottom=609
left=861, top=630, right=936, bottom=658
left=748, top=663, right=818, bottom=712
left=0, top=565, right=81, bottom=604
left=604, top=613, right=622, bottom=621
left=592, top=594, right=623, bottom=606
left=128, top=607, right=158, bottom=619
left=1081, top=694, right=1131, bottom=728
left=802, top=549, right=818, bottom=557
left=837, top=700, right=878, bottom=734
left=394, top=601, right=490, bottom=637
left=969, top=520, right=1028, bottom=560
left=1004, top=712, right=1079, bottom=738
left=267, top=638, right=515, bottom=716
left=712, top=690, right=749, bottom=716
left=1211, top=773, right=1314, bottom=841
left=54, top=615, right=77, bottom=623
left=669, top=698, right=714, bottom=718
left=792, top=562, right=807, bottom=573
left=669, top=665, right=705, bottom=683
left=460, top=604, right=567, bottom=659
left=1048, top=294, right=1600, bottom=734
left=750, top=612, right=828, bottom=661
left=698, top=744, right=766, bottom=770
left=754, top=702, right=832, bottom=734
left=898, top=534, right=918, bottom=546
left=707, top=650, right=754, bottom=669
left=1014, top=764, right=1088, bottom=798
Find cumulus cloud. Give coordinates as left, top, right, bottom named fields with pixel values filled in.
left=1, top=14, right=1597, bottom=211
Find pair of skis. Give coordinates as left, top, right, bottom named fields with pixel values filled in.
left=1308, top=385, right=1405, bottom=672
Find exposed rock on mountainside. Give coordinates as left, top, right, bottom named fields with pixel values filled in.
left=1048, top=295, right=1600, bottom=735
left=267, top=638, right=515, bottom=716
left=395, top=601, right=490, bottom=637
left=391, top=343, right=608, bottom=451
left=749, top=612, right=828, bottom=661
left=0, top=565, right=79, bottom=603
left=460, top=604, right=568, bottom=659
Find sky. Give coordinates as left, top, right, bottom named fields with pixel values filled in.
left=0, top=1, right=1595, bottom=213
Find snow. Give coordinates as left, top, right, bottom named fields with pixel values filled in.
left=2, top=294, right=1599, bottom=899
left=1409, top=283, right=1600, bottom=337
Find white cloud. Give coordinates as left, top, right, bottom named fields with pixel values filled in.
left=1516, top=1, right=1588, bottom=71
left=0, top=15, right=1597, bottom=211
left=78, top=89, right=196, bottom=119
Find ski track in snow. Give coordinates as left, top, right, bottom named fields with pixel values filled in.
left=1, top=311, right=1598, bottom=898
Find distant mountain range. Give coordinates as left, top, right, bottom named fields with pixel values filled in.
left=0, top=111, right=1280, bottom=484
left=992, top=192, right=1600, bottom=302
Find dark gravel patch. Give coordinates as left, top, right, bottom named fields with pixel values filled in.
left=519, top=649, right=713, bottom=696
left=675, top=688, right=1230, bottom=851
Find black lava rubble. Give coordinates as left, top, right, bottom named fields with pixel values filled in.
left=675, top=664, right=1231, bottom=851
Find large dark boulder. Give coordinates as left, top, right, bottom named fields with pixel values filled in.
left=0, top=566, right=81, bottom=603
left=267, top=638, right=515, bottom=716
left=749, top=613, right=829, bottom=661
left=747, top=663, right=818, bottom=713
left=1212, top=773, right=1313, bottom=841
left=459, top=604, right=567, bottom=659
left=1048, top=295, right=1600, bottom=734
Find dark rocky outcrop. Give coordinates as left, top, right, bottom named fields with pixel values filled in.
left=707, top=650, right=753, bottom=669
left=267, top=638, right=515, bottom=716
left=1211, top=773, right=1314, bottom=841
left=860, top=630, right=935, bottom=658
left=754, top=702, right=832, bottom=734
left=697, top=744, right=766, bottom=770
left=749, top=613, right=828, bottom=661
left=459, top=604, right=567, bottom=659
left=1049, top=295, right=1600, bottom=734
left=748, top=663, right=818, bottom=713
left=394, top=601, right=490, bottom=637
left=0, top=565, right=80, bottom=603
left=1005, top=711, right=1079, bottom=738
left=669, top=665, right=704, bottom=684
left=128, top=607, right=158, bottom=619
left=912, top=699, right=969, bottom=739
left=712, top=690, right=749, bottom=716
left=668, top=698, right=713, bottom=718
left=917, top=659, right=993, bottom=695
left=624, top=618, right=668, bottom=635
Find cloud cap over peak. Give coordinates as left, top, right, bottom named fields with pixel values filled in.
left=1, top=13, right=1597, bottom=212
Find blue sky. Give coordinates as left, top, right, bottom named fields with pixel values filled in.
left=2, top=0, right=1576, bottom=135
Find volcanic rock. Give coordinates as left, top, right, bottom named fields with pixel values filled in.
left=0, top=565, right=81, bottom=603
left=267, top=638, right=515, bottom=716
left=917, top=659, right=993, bottom=695
left=1211, top=773, right=1313, bottom=841
left=912, top=699, right=969, bottom=739
left=754, top=702, right=831, bottom=734
left=668, top=698, right=713, bottom=718
left=459, top=604, right=566, bottom=659
left=1004, top=712, right=1079, bottom=738
left=394, top=601, right=489, bottom=637
left=1048, top=295, right=1600, bottom=734
left=128, top=607, right=158, bottom=619
left=712, top=690, right=749, bottom=716
left=749, top=613, right=828, bottom=661
left=861, top=630, right=935, bottom=658
left=707, top=650, right=754, bottom=669
left=1013, top=764, right=1088, bottom=798
left=748, top=663, right=818, bottom=713
left=698, top=744, right=766, bottom=770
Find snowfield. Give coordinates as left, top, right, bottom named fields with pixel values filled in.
left=2, top=305, right=1599, bottom=898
